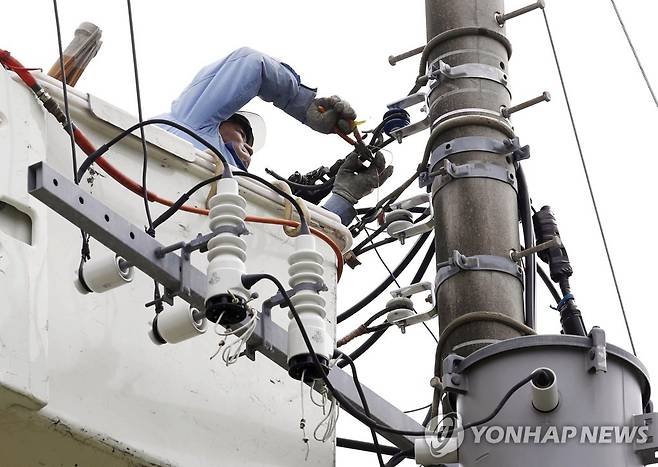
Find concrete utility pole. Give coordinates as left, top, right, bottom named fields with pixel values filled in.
left=425, top=0, right=526, bottom=366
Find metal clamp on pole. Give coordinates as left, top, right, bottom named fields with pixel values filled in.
left=421, top=136, right=529, bottom=188
left=501, top=92, right=551, bottom=118
left=431, top=159, right=518, bottom=193
left=495, top=0, right=546, bottom=26
left=435, top=250, right=525, bottom=291
left=429, top=59, right=511, bottom=95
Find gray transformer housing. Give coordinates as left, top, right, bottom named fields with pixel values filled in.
left=445, top=332, right=654, bottom=466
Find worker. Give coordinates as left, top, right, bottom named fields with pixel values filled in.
left=158, top=47, right=393, bottom=226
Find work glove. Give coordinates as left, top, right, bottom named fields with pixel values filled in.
left=306, top=95, right=357, bottom=134
left=332, top=151, right=394, bottom=205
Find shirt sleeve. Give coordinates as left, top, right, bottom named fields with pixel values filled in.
left=322, top=193, right=357, bottom=226
left=169, top=47, right=317, bottom=131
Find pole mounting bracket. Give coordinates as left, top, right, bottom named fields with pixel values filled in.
left=430, top=159, right=518, bottom=193
left=435, top=250, right=525, bottom=292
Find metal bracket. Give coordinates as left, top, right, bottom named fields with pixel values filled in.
left=429, top=59, right=510, bottom=94
left=431, top=160, right=517, bottom=193
left=390, top=281, right=433, bottom=299
left=386, top=91, right=431, bottom=143
left=422, top=136, right=529, bottom=188
left=389, top=193, right=431, bottom=211
left=442, top=354, right=468, bottom=394
left=633, top=412, right=658, bottom=464
left=587, top=327, right=608, bottom=373
left=435, top=250, right=525, bottom=291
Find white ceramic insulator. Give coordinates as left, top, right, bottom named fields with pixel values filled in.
left=154, top=304, right=207, bottom=344
left=206, top=178, right=249, bottom=303
left=414, top=437, right=459, bottom=465
left=77, top=254, right=134, bottom=294
left=286, top=234, right=332, bottom=361
left=531, top=367, right=559, bottom=412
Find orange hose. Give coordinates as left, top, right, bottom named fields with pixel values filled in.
left=245, top=216, right=343, bottom=280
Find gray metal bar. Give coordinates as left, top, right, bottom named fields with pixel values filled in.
left=495, top=0, right=545, bottom=25
left=27, top=161, right=422, bottom=450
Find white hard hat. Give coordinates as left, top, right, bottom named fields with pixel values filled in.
left=228, top=111, right=266, bottom=152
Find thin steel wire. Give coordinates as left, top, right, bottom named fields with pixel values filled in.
left=542, top=9, right=636, bottom=355
left=609, top=0, right=658, bottom=108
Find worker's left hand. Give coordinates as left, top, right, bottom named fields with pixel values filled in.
left=306, top=96, right=356, bottom=134
left=332, top=151, right=394, bottom=204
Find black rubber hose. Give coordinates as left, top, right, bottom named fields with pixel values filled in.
left=517, top=165, right=536, bottom=329
left=537, top=264, right=561, bottom=304
left=337, top=328, right=388, bottom=368
left=336, top=351, right=385, bottom=467
left=384, top=449, right=414, bottom=466
left=336, top=438, right=401, bottom=456
left=337, top=232, right=431, bottom=323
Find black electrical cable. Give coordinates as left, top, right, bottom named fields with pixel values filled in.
left=411, top=241, right=435, bottom=284
left=52, top=0, right=78, bottom=182
left=337, top=328, right=388, bottom=369
left=337, top=232, right=430, bottom=323
left=537, top=263, right=561, bottom=304
left=52, top=0, right=92, bottom=280
left=403, top=403, right=432, bottom=414
left=384, top=449, right=413, bottom=467
left=241, top=273, right=426, bottom=436
left=125, top=0, right=155, bottom=232
left=462, top=371, right=541, bottom=430
left=336, top=350, right=385, bottom=467
left=542, top=8, right=637, bottom=355
left=517, top=166, right=536, bottom=329
left=352, top=224, right=386, bottom=254
left=336, top=438, right=401, bottom=457
left=609, top=0, right=658, bottom=108
left=355, top=237, right=398, bottom=256
left=76, top=118, right=230, bottom=181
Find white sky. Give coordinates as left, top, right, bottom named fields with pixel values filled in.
left=4, top=1, right=658, bottom=465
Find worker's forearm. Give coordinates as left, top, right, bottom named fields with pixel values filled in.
left=169, top=47, right=316, bottom=129
left=323, top=193, right=357, bottom=226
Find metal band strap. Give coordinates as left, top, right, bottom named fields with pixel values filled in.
left=435, top=250, right=525, bottom=292
left=420, top=136, right=529, bottom=187
left=429, top=60, right=511, bottom=95
left=431, top=159, right=518, bottom=193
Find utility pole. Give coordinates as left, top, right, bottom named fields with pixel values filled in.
left=425, top=0, right=526, bottom=366
left=418, top=3, right=654, bottom=467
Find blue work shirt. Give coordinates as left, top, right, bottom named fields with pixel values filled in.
left=158, top=47, right=356, bottom=225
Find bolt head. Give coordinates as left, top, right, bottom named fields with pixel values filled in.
left=451, top=374, right=462, bottom=385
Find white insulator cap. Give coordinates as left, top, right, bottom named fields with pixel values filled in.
left=153, top=304, right=207, bottom=344
left=76, top=254, right=134, bottom=294
left=531, top=367, right=559, bottom=412
left=414, top=436, right=460, bottom=465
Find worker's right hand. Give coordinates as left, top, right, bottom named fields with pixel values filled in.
left=306, top=96, right=356, bottom=134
